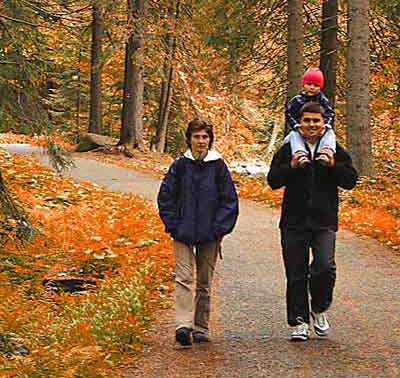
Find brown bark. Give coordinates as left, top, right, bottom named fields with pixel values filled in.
left=119, top=0, right=146, bottom=150
left=76, top=47, right=82, bottom=140
left=287, top=0, right=304, bottom=134
left=346, top=0, right=374, bottom=176
left=320, top=0, right=338, bottom=107
left=88, top=2, right=104, bottom=135
left=120, top=36, right=136, bottom=146
left=153, top=2, right=180, bottom=153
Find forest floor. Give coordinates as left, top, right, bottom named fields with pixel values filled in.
left=1, top=141, right=399, bottom=378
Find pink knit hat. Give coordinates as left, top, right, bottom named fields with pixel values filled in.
left=302, top=68, right=324, bottom=89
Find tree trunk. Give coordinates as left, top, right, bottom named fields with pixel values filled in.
left=154, top=65, right=174, bottom=152
left=88, top=2, right=104, bottom=135
left=287, top=0, right=304, bottom=135
left=76, top=47, right=82, bottom=141
left=119, top=0, right=146, bottom=150
left=120, top=36, right=136, bottom=145
left=153, top=2, right=180, bottom=153
left=346, top=0, right=374, bottom=176
left=320, top=0, right=338, bottom=107
left=131, top=43, right=145, bottom=150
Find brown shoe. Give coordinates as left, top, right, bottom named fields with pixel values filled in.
left=176, top=327, right=192, bottom=346
left=192, top=331, right=210, bottom=343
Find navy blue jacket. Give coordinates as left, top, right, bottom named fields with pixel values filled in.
left=285, top=91, right=334, bottom=130
left=267, top=143, right=357, bottom=231
left=157, top=150, right=239, bottom=245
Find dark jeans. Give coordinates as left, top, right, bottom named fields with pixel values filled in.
left=280, top=228, right=336, bottom=326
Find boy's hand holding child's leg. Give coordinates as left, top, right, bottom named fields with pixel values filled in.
left=316, top=147, right=335, bottom=167
left=291, top=151, right=311, bottom=169
left=287, top=129, right=311, bottom=168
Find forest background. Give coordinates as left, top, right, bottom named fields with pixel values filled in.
left=0, top=0, right=399, bottom=377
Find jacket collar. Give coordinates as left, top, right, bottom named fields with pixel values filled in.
left=184, top=149, right=222, bottom=162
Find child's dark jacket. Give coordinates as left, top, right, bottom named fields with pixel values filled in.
left=267, top=143, right=357, bottom=231
left=285, top=91, right=334, bottom=130
left=157, top=150, right=239, bottom=245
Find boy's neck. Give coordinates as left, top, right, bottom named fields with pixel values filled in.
left=191, top=150, right=208, bottom=160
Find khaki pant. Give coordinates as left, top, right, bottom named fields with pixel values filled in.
left=174, top=239, right=220, bottom=332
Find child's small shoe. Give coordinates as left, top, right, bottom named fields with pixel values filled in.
left=298, top=153, right=311, bottom=168
left=316, top=153, right=330, bottom=166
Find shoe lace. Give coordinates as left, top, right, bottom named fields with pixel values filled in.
left=315, top=312, right=328, bottom=327
left=295, top=322, right=309, bottom=334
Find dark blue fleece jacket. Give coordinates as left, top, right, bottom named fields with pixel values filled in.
left=157, top=150, right=239, bottom=245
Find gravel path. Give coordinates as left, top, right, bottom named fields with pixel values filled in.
left=218, top=201, right=400, bottom=378
left=3, top=145, right=399, bottom=378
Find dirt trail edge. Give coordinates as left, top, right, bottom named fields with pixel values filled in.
left=3, top=145, right=399, bottom=378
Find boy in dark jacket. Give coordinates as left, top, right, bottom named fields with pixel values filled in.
left=157, top=119, right=239, bottom=347
left=268, top=102, right=357, bottom=341
left=285, top=68, right=336, bottom=167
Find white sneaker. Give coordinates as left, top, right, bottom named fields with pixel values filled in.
left=311, top=311, right=330, bottom=336
left=290, top=322, right=310, bottom=341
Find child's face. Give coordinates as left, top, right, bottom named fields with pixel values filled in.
left=303, top=82, right=321, bottom=96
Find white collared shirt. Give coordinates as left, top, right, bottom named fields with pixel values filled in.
left=306, top=142, right=317, bottom=159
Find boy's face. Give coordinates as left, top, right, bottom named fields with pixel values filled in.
left=190, top=129, right=210, bottom=159
left=303, top=82, right=321, bottom=96
left=298, top=112, right=325, bottom=144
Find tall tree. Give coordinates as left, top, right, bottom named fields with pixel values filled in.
left=89, top=1, right=104, bottom=134
left=119, top=0, right=146, bottom=150
left=319, top=0, right=338, bottom=107
left=152, top=1, right=180, bottom=153
left=0, top=1, right=47, bottom=133
left=286, top=0, right=304, bottom=134
left=346, top=0, right=374, bottom=176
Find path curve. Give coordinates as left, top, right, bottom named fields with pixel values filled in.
left=3, top=145, right=399, bottom=378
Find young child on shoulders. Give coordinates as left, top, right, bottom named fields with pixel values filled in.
left=284, top=68, right=336, bottom=167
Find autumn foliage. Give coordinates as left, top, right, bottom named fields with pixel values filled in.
left=0, top=148, right=174, bottom=377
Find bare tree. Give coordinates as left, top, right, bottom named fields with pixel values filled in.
left=88, top=1, right=104, bottom=135
left=119, top=0, right=146, bottom=150
left=152, top=1, right=180, bottom=153
left=346, top=0, right=374, bottom=176
left=287, top=0, right=304, bottom=134
left=320, top=0, right=338, bottom=107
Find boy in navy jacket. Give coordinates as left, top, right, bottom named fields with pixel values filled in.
left=158, top=119, right=238, bottom=347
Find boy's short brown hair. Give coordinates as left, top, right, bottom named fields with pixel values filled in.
left=185, top=119, right=214, bottom=148
left=299, top=102, right=325, bottom=119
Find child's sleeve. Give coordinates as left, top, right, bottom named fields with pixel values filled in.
left=321, top=96, right=335, bottom=128
left=285, top=96, right=302, bottom=130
